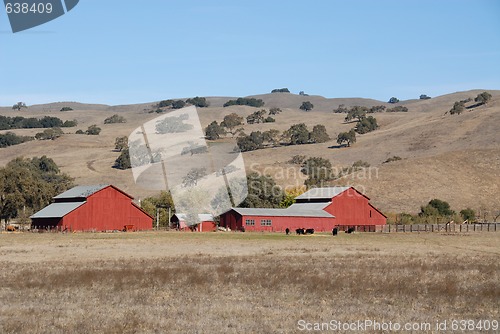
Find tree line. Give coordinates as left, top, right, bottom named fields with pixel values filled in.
left=0, top=115, right=77, bottom=130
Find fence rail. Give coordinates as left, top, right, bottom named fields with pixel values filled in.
left=379, top=223, right=500, bottom=233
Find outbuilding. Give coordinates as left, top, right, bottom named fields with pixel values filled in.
left=170, top=213, right=216, bottom=232
left=31, top=185, right=153, bottom=232
left=219, top=187, right=386, bottom=232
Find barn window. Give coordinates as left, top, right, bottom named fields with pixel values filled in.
left=245, top=219, right=255, bottom=226
left=370, top=210, right=372, bottom=218
left=260, top=219, right=272, bottom=226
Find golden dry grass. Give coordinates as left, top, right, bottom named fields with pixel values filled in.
left=0, top=232, right=498, bottom=333
left=0, top=89, right=499, bottom=213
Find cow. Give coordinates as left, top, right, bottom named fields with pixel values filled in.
left=296, top=228, right=305, bottom=235
left=332, top=227, right=338, bottom=236
left=285, top=228, right=290, bottom=235
left=305, top=228, right=314, bottom=235
left=346, top=227, right=355, bottom=234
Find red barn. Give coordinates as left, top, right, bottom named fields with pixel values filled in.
left=170, top=213, right=216, bottom=232
left=219, top=187, right=386, bottom=232
left=31, top=185, right=153, bottom=232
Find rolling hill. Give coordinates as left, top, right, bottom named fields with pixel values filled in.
left=1, top=90, right=499, bottom=216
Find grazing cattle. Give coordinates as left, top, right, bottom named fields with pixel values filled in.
left=332, top=227, right=338, bottom=236
left=296, top=228, right=305, bottom=235
left=6, top=225, right=16, bottom=232
left=346, top=227, right=355, bottom=234
left=285, top=228, right=290, bottom=235
left=305, top=228, right=314, bottom=235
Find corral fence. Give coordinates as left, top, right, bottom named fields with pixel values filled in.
left=378, top=223, right=500, bottom=233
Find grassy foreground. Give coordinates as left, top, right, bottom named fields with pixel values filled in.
left=0, top=232, right=499, bottom=333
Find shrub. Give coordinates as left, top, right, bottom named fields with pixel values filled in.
left=0, top=132, right=33, bottom=148
left=85, top=125, right=101, bottom=135
left=288, top=155, right=306, bottom=165
left=75, top=129, right=85, bottom=134
left=223, top=98, right=265, bottom=108
left=62, top=120, right=78, bottom=127
left=386, top=106, right=408, bottom=112
left=388, top=97, right=400, bottom=103
left=355, top=116, right=378, bottom=134
left=104, top=114, right=127, bottom=124
left=383, top=156, right=402, bottom=163
left=186, top=96, right=209, bottom=108
left=263, top=116, right=275, bottom=123
left=60, top=107, right=73, bottom=111
left=172, top=100, right=186, bottom=109
left=419, top=94, right=431, bottom=100
left=114, top=148, right=131, bottom=169
left=35, top=128, right=64, bottom=140
left=271, top=88, right=290, bottom=93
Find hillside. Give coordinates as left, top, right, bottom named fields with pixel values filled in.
left=1, top=90, right=499, bottom=215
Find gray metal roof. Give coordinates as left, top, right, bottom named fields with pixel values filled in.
left=287, top=202, right=331, bottom=212
left=231, top=207, right=334, bottom=218
left=54, top=185, right=109, bottom=199
left=31, top=202, right=85, bottom=219
left=295, top=187, right=350, bottom=200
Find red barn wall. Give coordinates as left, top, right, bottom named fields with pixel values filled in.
left=60, top=187, right=152, bottom=231
left=220, top=211, right=336, bottom=232
left=323, top=188, right=386, bottom=226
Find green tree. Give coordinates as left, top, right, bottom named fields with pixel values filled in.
left=449, top=101, right=465, bottom=115
left=284, top=123, right=310, bottom=145
left=223, top=98, right=265, bottom=108
left=309, top=124, right=330, bottom=143
left=114, top=136, right=128, bottom=151
left=239, top=173, right=284, bottom=208
left=460, top=208, right=476, bottom=222
left=35, top=128, right=64, bottom=140
left=205, top=121, right=226, bottom=140
left=221, top=113, right=244, bottom=137
left=474, top=91, right=492, bottom=105
left=86, top=125, right=101, bottom=135
left=386, top=106, right=408, bottom=112
left=336, top=129, right=356, bottom=147
left=271, top=88, right=290, bottom=93
left=355, top=116, right=378, bottom=134
left=419, top=94, right=431, bottom=100
left=236, top=131, right=264, bottom=152
left=301, top=157, right=333, bottom=181
left=172, top=100, right=187, bottom=109
left=345, top=106, right=367, bottom=122
left=12, top=102, right=27, bottom=111
left=114, top=148, right=131, bottom=169
left=0, top=132, right=33, bottom=148
left=268, top=107, right=282, bottom=115
left=388, top=97, right=400, bottom=103
left=104, top=114, right=127, bottom=124
left=60, top=107, right=73, bottom=111
left=62, top=120, right=78, bottom=127
left=299, top=101, right=314, bottom=111
left=141, top=191, right=175, bottom=228
left=156, top=100, right=173, bottom=108
left=186, top=96, right=209, bottom=108
left=420, top=199, right=454, bottom=217
left=262, top=129, right=281, bottom=147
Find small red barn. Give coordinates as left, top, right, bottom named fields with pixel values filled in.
left=219, top=187, right=386, bottom=232
left=170, top=213, right=216, bottom=232
left=31, top=185, right=153, bottom=232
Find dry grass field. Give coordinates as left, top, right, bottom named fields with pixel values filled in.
left=1, top=89, right=499, bottom=215
left=0, top=232, right=498, bottom=333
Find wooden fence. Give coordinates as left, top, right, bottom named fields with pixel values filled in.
left=378, top=223, right=500, bottom=233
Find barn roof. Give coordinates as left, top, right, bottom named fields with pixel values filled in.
left=231, top=207, right=334, bottom=218
left=54, top=185, right=109, bottom=199
left=295, top=187, right=351, bottom=200
left=286, top=202, right=331, bottom=212
left=30, top=202, right=85, bottom=219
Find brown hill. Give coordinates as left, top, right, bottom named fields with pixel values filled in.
left=1, top=90, right=499, bottom=216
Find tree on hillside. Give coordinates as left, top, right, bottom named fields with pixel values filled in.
left=114, top=136, right=128, bottom=151
left=221, top=113, right=244, bottom=137
left=114, top=148, right=131, bottom=170
left=172, top=100, right=186, bottom=109
left=104, top=114, right=127, bottom=124
left=268, top=107, right=282, bottom=115
left=299, top=101, right=314, bottom=111
left=336, top=129, right=356, bottom=147
left=86, top=125, right=101, bottom=135
left=355, top=116, right=378, bottom=134
left=419, top=94, right=431, bottom=100
left=156, top=100, right=174, bottom=108
left=223, top=98, right=265, bottom=108
left=12, top=102, right=27, bottom=111
left=388, top=97, right=400, bottom=104
left=333, top=104, right=349, bottom=113
left=460, top=208, right=476, bottom=222
left=309, top=124, right=330, bottom=143
left=246, top=109, right=267, bottom=124
left=345, top=106, right=367, bottom=122
left=386, top=106, right=408, bottom=112
left=369, top=105, right=386, bottom=113
left=284, top=123, right=310, bottom=145
left=262, top=129, right=281, bottom=147
left=60, top=107, right=73, bottom=111
left=449, top=101, right=465, bottom=115
left=186, top=96, right=209, bottom=108
left=239, top=173, right=284, bottom=208
left=205, top=121, right=226, bottom=140
left=474, top=91, right=492, bottom=105
left=271, top=88, right=290, bottom=93
left=236, top=131, right=264, bottom=152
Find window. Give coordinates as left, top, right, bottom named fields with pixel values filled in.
left=370, top=210, right=372, bottom=218
left=260, top=219, right=272, bottom=226
left=245, top=219, right=255, bottom=226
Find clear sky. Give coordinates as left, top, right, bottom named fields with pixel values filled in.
left=1, top=0, right=499, bottom=106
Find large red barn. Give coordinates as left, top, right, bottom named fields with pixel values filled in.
left=31, top=185, right=153, bottom=232
left=219, top=187, right=386, bottom=232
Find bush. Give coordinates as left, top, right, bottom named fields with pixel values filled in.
left=420, top=199, right=454, bottom=217
left=35, top=128, right=63, bottom=140
left=263, top=116, right=275, bottom=123
left=0, top=132, right=33, bottom=148
left=172, top=100, right=186, bottom=109
left=237, top=131, right=264, bottom=152
left=205, top=121, right=226, bottom=140
left=288, top=155, right=306, bottom=165
left=223, top=98, right=265, bottom=108
left=156, top=100, right=173, bottom=108
left=60, top=107, right=73, bottom=111
left=268, top=107, right=282, bottom=115
left=474, top=91, right=492, bottom=105
left=271, top=88, right=290, bottom=93
left=460, top=208, right=476, bottom=221
left=309, top=124, right=330, bottom=143
left=388, top=97, right=400, bottom=104
left=299, top=101, right=314, bottom=111
left=355, top=116, right=378, bottom=134
left=419, top=94, right=431, bottom=100
left=104, top=114, right=127, bottom=124
left=62, top=120, right=78, bottom=127
left=284, top=123, right=310, bottom=145
left=383, top=156, right=402, bottom=163
left=85, top=125, right=101, bottom=135
left=386, top=106, right=408, bottom=112
left=449, top=101, right=465, bottom=115
left=75, top=129, right=85, bottom=134
left=186, top=97, right=209, bottom=108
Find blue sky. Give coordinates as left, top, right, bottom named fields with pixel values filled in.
left=1, top=0, right=499, bottom=105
